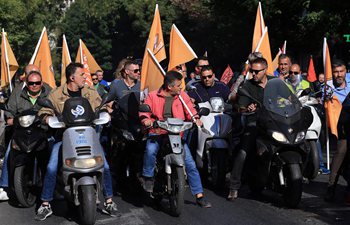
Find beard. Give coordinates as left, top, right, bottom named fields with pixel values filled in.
left=334, top=77, right=344, bottom=87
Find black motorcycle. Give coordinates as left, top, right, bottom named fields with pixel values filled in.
left=0, top=106, right=49, bottom=207
left=239, top=78, right=313, bottom=208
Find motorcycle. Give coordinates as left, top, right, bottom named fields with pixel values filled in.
left=109, top=101, right=145, bottom=192
left=195, top=97, right=233, bottom=188
left=38, top=95, right=112, bottom=225
left=0, top=104, right=49, bottom=208
left=296, top=88, right=322, bottom=179
left=238, top=78, right=313, bottom=208
left=139, top=104, right=209, bottom=216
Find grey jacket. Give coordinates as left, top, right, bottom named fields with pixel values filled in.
left=6, top=84, right=52, bottom=118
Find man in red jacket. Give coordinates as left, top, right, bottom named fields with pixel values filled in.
left=140, top=71, right=211, bottom=208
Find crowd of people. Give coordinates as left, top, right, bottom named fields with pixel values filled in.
left=0, top=52, right=349, bottom=222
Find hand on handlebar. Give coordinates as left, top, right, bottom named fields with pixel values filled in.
left=195, top=119, right=203, bottom=127
left=247, top=103, right=257, bottom=112
left=143, top=119, right=153, bottom=127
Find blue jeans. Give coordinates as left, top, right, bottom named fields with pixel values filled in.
left=143, top=135, right=203, bottom=196
left=40, top=141, right=113, bottom=201
left=0, top=141, right=11, bottom=188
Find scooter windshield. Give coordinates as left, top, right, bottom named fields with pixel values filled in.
left=263, top=79, right=301, bottom=117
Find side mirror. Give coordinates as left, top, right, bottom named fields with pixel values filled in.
left=37, top=98, right=61, bottom=116
left=139, top=104, right=152, bottom=113
left=198, top=107, right=210, bottom=117
left=186, top=84, right=197, bottom=91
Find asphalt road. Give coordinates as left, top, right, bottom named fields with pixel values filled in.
left=0, top=173, right=350, bottom=225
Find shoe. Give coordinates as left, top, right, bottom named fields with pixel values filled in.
left=35, top=203, right=53, bottom=221
left=324, top=185, right=336, bottom=202
left=0, top=188, right=9, bottom=201
left=319, top=167, right=330, bottom=175
left=143, top=177, right=154, bottom=193
left=196, top=197, right=212, bottom=208
left=102, top=201, right=121, bottom=217
left=227, top=189, right=238, bottom=201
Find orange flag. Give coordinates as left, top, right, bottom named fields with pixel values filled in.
left=323, top=37, right=341, bottom=138
left=75, top=39, right=101, bottom=86
left=252, top=2, right=266, bottom=52
left=255, top=27, right=274, bottom=76
left=29, top=27, right=56, bottom=88
left=142, top=48, right=166, bottom=93
left=61, top=34, right=71, bottom=85
left=167, top=24, right=197, bottom=71
left=141, top=4, right=166, bottom=91
left=1, top=29, right=19, bottom=91
left=307, top=56, right=317, bottom=82
left=272, top=40, right=287, bottom=71
left=220, top=65, right=234, bottom=85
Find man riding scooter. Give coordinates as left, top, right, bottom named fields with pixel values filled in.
left=140, top=71, right=211, bottom=208
left=35, top=63, right=119, bottom=221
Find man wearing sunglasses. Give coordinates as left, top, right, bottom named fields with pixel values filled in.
left=186, top=56, right=210, bottom=88
left=188, top=65, right=230, bottom=104
left=285, top=64, right=310, bottom=94
left=92, top=73, right=107, bottom=97
left=228, top=57, right=274, bottom=201
left=0, top=71, right=52, bottom=201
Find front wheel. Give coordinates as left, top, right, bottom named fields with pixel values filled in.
left=283, top=164, right=303, bottom=208
left=304, top=140, right=320, bottom=180
left=78, top=185, right=97, bottom=225
left=14, top=165, right=37, bottom=207
left=169, top=166, right=185, bottom=217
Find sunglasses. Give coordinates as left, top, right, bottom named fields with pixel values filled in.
left=27, top=81, right=42, bottom=86
left=202, top=74, right=213, bottom=79
left=289, top=71, right=299, bottom=75
left=197, top=64, right=209, bottom=68
left=127, top=69, right=140, bottom=73
left=249, top=68, right=265, bottom=74
left=92, top=78, right=98, bottom=81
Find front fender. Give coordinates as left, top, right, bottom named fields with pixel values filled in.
left=278, top=151, right=302, bottom=164
left=165, top=153, right=185, bottom=174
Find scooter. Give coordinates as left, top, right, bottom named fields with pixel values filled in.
left=0, top=104, right=49, bottom=208
left=38, top=95, right=111, bottom=225
left=139, top=104, right=209, bottom=216
left=296, top=89, right=321, bottom=179
left=238, top=78, right=313, bottom=208
left=195, top=97, right=233, bottom=188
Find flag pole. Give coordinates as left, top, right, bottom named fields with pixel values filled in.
left=2, top=29, right=12, bottom=92
left=323, top=37, right=330, bottom=169
left=29, top=27, right=46, bottom=64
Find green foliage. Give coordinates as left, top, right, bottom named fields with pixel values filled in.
left=1, top=0, right=350, bottom=76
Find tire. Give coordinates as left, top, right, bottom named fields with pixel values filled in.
left=304, top=140, right=320, bottom=180
left=169, top=166, right=185, bottom=217
left=283, top=164, right=303, bottom=208
left=14, top=165, right=37, bottom=208
left=211, top=150, right=227, bottom=189
left=78, top=185, right=97, bottom=225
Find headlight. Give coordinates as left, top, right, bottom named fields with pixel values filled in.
left=210, top=97, right=224, bottom=113
left=272, top=131, right=289, bottom=144
left=295, top=131, right=305, bottom=143
left=65, top=156, right=103, bottom=169
left=167, top=125, right=182, bottom=133
left=18, top=115, right=36, bottom=128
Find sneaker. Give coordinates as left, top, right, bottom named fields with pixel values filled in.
left=319, top=167, right=330, bottom=175
left=35, top=203, right=53, bottom=221
left=227, top=189, right=238, bottom=201
left=0, top=188, right=9, bottom=201
left=143, top=177, right=154, bottom=193
left=102, top=201, right=121, bottom=217
left=196, top=197, right=212, bottom=208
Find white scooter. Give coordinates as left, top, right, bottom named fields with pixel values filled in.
left=296, top=88, right=321, bottom=179
left=195, top=97, right=232, bottom=188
